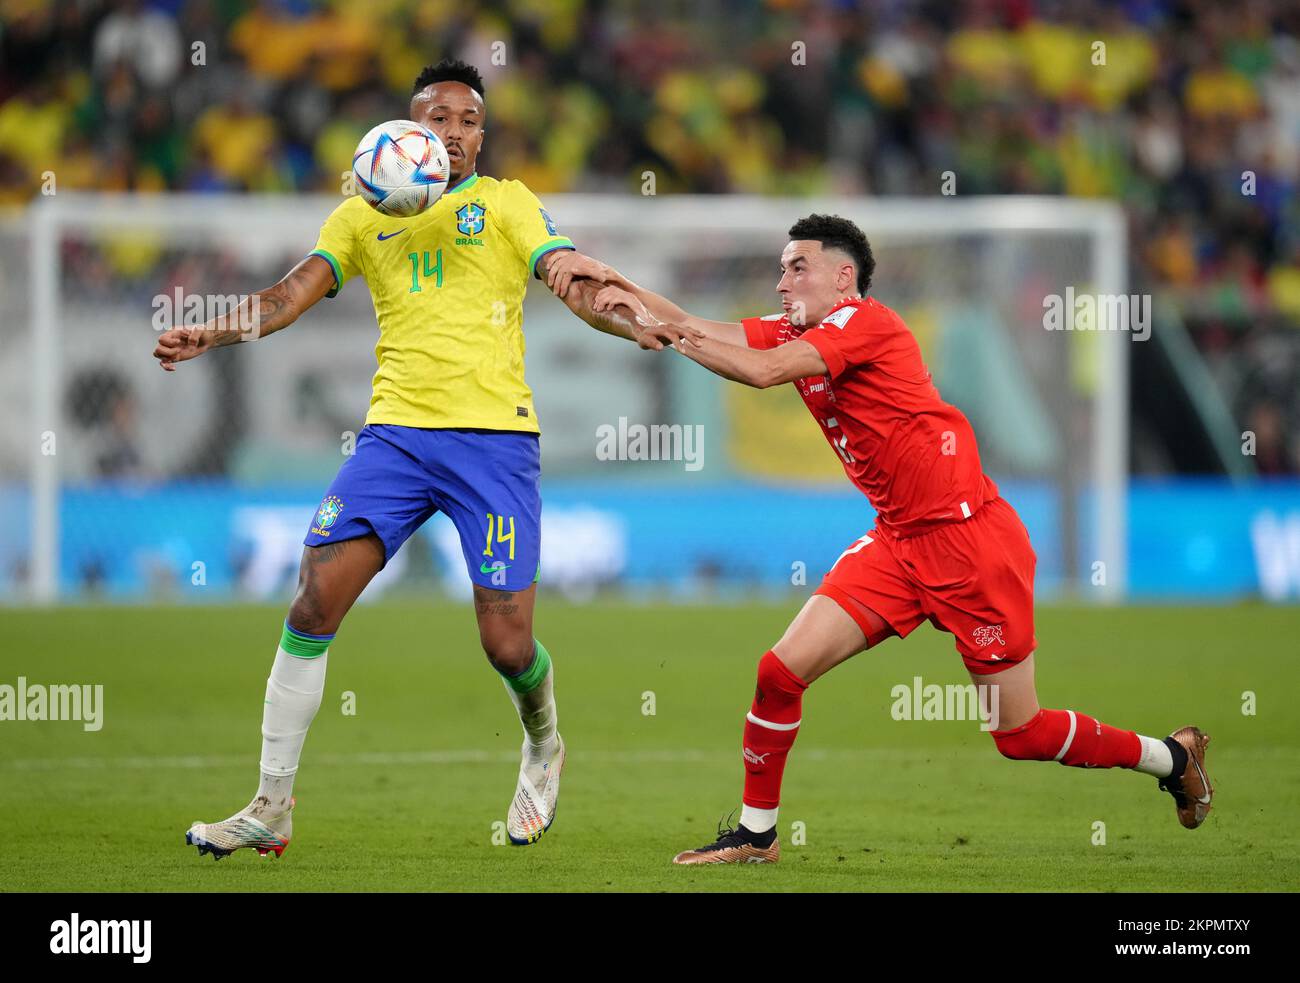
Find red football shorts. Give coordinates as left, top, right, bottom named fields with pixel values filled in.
left=815, top=496, right=1038, bottom=674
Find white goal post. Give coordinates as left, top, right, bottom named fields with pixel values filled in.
left=23, top=192, right=1128, bottom=603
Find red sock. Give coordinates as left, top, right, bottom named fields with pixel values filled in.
left=991, top=708, right=1141, bottom=768
left=741, top=651, right=808, bottom=809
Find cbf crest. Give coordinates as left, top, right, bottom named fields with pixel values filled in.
left=314, top=494, right=344, bottom=532
left=456, top=202, right=486, bottom=236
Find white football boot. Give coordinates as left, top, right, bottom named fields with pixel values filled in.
left=185, top=797, right=294, bottom=860
left=506, top=734, right=565, bottom=845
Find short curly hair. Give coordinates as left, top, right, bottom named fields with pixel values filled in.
left=411, top=58, right=484, bottom=97
left=788, top=214, right=875, bottom=295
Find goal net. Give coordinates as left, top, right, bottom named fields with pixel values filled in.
left=4, top=192, right=1127, bottom=603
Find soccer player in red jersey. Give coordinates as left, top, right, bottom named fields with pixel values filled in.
left=578, top=214, right=1214, bottom=864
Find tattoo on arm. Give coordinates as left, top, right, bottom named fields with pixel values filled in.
left=210, top=282, right=295, bottom=348
left=208, top=257, right=330, bottom=349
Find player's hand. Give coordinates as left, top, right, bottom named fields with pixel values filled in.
left=546, top=250, right=610, bottom=299
left=592, top=284, right=666, bottom=349
left=153, top=327, right=211, bottom=372
left=592, top=285, right=702, bottom=350
left=592, top=284, right=650, bottom=321
left=640, top=320, right=703, bottom=352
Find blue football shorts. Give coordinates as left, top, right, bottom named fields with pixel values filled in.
left=303, top=424, right=541, bottom=592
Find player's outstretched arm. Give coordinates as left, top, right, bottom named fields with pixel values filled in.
left=677, top=333, right=828, bottom=390
left=536, top=250, right=700, bottom=351
left=543, top=250, right=745, bottom=346
left=152, top=254, right=335, bottom=371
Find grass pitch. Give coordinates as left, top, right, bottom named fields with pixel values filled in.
left=1, top=600, right=1297, bottom=892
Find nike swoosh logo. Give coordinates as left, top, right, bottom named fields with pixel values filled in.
left=480, top=561, right=510, bottom=574
left=376, top=229, right=408, bottom=241
left=1190, top=755, right=1212, bottom=803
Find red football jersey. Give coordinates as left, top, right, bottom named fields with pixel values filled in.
left=742, top=296, right=997, bottom=536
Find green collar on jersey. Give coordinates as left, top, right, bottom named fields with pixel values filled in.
left=447, top=171, right=478, bottom=193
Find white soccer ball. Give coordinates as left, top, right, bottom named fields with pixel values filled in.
left=352, top=119, right=450, bottom=218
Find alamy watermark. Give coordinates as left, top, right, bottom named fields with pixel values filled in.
left=151, top=288, right=262, bottom=339
left=890, top=675, right=1000, bottom=731
left=1042, top=288, right=1151, bottom=341
left=0, top=677, right=103, bottom=731
left=595, top=417, right=704, bottom=472
left=50, top=913, right=150, bottom=962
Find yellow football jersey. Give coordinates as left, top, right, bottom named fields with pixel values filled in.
left=309, top=172, right=574, bottom=433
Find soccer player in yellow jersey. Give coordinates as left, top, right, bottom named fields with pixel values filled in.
left=153, top=60, right=681, bottom=857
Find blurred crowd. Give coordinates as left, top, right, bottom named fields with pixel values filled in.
left=1, top=0, right=1298, bottom=472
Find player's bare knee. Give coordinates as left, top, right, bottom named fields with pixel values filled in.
left=287, top=555, right=339, bottom=635
left=474, top=586, right=533, bottom=673
left=286, top=587, right=337, bottom=637
left=480, top=631, right=534, bottom=675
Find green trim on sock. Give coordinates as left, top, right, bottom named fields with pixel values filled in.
left=503, top=639, right=552, bottom=694
left=279, top=623, right=332, bottom=659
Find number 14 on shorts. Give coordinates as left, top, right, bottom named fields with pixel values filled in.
left=483, top=513, right=516, bottom=561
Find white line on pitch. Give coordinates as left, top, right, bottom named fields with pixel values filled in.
left=3, top=743, right=1280, bottom=773
left=1, top=747, right=990, bottom=771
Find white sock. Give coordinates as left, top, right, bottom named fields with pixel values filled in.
left=254, top=645, right=328, bottom=812
left=503, top=663, right=557, bottom=768
left=740, top=804, right=778, bottom=834
left=1134, top=734, right=1173, bottom=777
left=255, top=773, right=295, bottom=815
